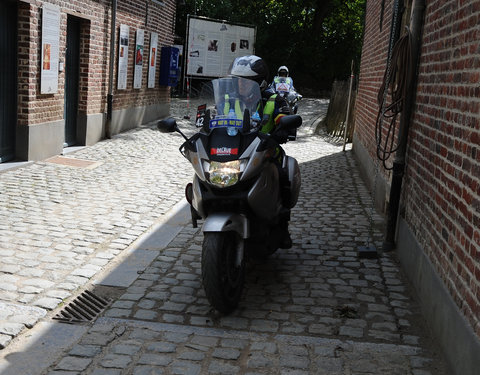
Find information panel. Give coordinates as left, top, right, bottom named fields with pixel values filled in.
left=117, top=24, right=129, bottom=90
left=133, top=29, right=144, bottom=89
left=186, top=16, right=255, bottom=78
left=41, top=3, right=60, bottom=94
left=148, top=32, right=158, bottom=88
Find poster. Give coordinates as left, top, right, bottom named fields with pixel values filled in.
left=186, top=16, right=255, bottom=77
left=117, top=24, right=129, bottom=90
left=133, top=29, right=145, bottom=89
left=41, top=3, right=60, bottom=94
left=148, top=32, right=158, bottom=88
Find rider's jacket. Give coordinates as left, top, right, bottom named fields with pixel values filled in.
left=221, top=94, right=243, bottom=118
left=220, top=93, right=286, bottom=135
left=273, top=76, right=294, bottom=91
left=261, top=94, right=288, bottom=134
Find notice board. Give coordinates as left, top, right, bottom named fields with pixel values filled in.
left=186, top=15, right=256, bottom=78
left=40, top=3, right=60, bottom=94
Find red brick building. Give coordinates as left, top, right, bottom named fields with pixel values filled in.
left=353, top=0, right=479, bottom=373
left=0, top=0, right=176, bottom=162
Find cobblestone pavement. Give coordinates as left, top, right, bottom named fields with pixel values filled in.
left=0, top=97, right=449, bottom=374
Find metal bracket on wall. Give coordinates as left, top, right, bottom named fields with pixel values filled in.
left=380, top=0, right=386, bottom=30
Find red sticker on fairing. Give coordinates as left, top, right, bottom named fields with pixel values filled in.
left=211, top=147, right=238, bottom=155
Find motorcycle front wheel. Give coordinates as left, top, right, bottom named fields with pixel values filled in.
left=201, top=232, right=245, bottom=314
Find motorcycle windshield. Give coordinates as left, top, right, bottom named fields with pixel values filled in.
left=211, top=77, right=262, bottom=130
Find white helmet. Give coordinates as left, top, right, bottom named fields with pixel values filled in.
left=278, top=66, right=289, bottom=76
left=229, top=55, right=269, bottom=89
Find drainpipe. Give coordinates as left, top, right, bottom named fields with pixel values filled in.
left=383, top=0, right=426, bottom=251
left=106, top=0, right=117, bottom=139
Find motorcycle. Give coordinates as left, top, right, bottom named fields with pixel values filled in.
left=270, top=77, right=303, bottom=114
left=158, top=76, right=302, bottom=313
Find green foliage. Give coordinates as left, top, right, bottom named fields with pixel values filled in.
left=176, top=0, right=365, bottom=93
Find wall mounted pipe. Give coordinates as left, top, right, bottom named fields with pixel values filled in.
left=383, top=0, right=426, bottom=251
left=106, top=0, right=117, bottom=139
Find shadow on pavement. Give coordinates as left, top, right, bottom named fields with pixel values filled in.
left=0, top=150, right=449, bottom=375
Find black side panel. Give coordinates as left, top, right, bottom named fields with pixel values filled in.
left=0, top=1, right=18, bottom=162
left=64, top=16, right=80, bottom=146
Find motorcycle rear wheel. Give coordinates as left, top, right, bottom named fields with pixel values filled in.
left=201, top=232, right=245, bottom=314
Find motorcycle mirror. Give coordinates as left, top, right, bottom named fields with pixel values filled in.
left=157, top=117, right=178, bottom=133
left=277, top=115, right=302, bottom=131
left=158, top=117, right=190, bottom=141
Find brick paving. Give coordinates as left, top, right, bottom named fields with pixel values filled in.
left=0, top=97, right=449, bottom=374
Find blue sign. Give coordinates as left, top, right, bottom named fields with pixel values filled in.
left=209, top=118, right=243, bottom=129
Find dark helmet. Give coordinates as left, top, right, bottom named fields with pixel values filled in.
left=229, top=55, right=269, bottom=90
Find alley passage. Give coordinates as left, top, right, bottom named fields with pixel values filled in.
left=0, top=98, right=448, bottom=374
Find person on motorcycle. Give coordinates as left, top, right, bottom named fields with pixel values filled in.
left=229, top=55, right=293, bottom=249
left=229, top=55, right=290, bottom=139
left=272, top=65, right=295, bottom=92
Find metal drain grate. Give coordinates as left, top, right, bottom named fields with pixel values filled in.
left=53, top=290, right=111, bottom=323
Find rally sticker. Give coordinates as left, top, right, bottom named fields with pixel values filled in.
left=209, top=118, right=243, bottom=129
left=195, top=104, right=207, bottom=128
left=275, top=82, right=290, bottom=92
left=211, top=147, right=238, bottom=156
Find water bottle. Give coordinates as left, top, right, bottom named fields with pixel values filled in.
left=251, top=111, right=261, bottom=129
left=227, top=108, right=238, bottom=136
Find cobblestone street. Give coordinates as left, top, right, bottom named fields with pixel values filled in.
left=0, top=97, right=449, bottom=374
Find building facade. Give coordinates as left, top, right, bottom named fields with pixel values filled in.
left=352, top=0, right=479, bottom=374
left=0, top=0, right=176, bottom=162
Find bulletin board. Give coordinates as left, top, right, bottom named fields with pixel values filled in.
left=186, top=15, right=256, bottom=78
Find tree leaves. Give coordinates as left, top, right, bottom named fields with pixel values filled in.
left=176, top=0, right=365, bottom=92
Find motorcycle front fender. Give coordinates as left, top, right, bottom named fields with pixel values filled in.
left=202, top=213, right=249, bottom=239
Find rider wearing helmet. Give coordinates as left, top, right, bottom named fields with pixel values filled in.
left=229, top=54, right=270, bottom=90
left=229, top=55, right=293, bottom=249
left=272, top=65, right=295, bottom=92
left=230, top=55, right=290, bottom=136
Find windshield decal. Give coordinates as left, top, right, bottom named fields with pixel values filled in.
left=209, top=118, right=243, bottom=129
left=211, top=147, right=239, bottom=156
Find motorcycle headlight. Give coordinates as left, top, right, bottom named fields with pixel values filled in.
left=206, top=160, right=245, bottom=188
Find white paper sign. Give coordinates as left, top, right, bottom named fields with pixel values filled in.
left=133, top=29, right=145, bottom=89
left=187, top=17, right=255, bottom=77
left=117, top=24, right=129, bottom=90
left=148, top=32, right=158, bottom=88
left=41, top=3, right=60, bottom=94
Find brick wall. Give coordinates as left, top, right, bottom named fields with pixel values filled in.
left=17, top=0, right=176, bottom=126
left=404, top=0, right=480, bottom=336
left=113, top=0, right=176, bottom=110
left=353, top=0, right=480, bottom=338
left=17, top=1, right=38, bottom=127
left=354, top=0, right=393, bottom=161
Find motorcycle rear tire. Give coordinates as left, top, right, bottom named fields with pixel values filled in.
left=201, top=232, right=245, bottom=314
